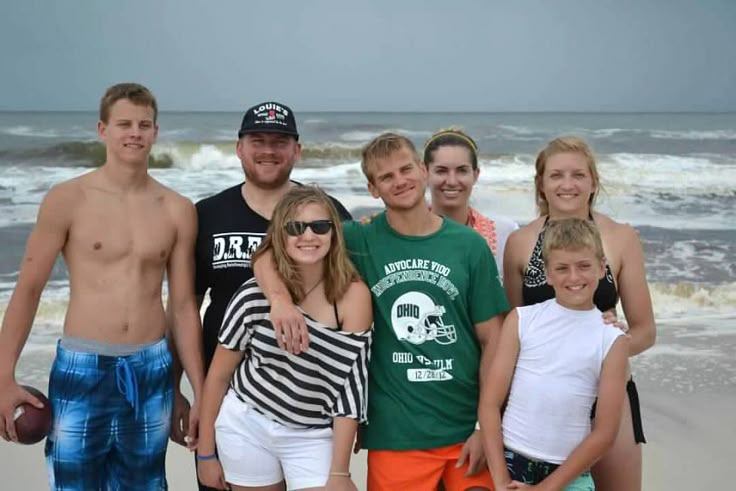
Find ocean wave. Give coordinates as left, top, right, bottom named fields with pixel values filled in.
left=338, top=130, right=381, bottom=142
left=2, top=142, right=735, bottom=199
left=486, top=126, right=644, bottom=143
left=293, top=161, right=364, bottom=181
left=598, top=153, right=736, bottom=193
left=0, top=141, right=174, bottom=168
left=1, top=125, right=96, bottom=139
left=496, top=124, right=537, bottom=136
left=3, top=281, right=732, bottom=338
left=649, top=281, right=736, bottom=318
left=301, top=143, right=362, bottom=160
left=3, top=140, right=372, bottom=169
left=583, top=128, right=634, bottom=139
left=2, top=146, right=734, bottom=201
left=1, top=125, right=61, bottom=138
left=486, top=125, right=736, bottom=143
left=650, top=129, right=736, bottom=141
left=339, top=128, right=433, bottom=143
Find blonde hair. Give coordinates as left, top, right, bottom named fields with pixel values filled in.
left=361, top=132, right=419, bottom=182
left=542, top=218, right=605, bottom=263
left=251, top=186, right=358, bottom=303
left=534, top=136, right=600, bottom=216
left=423, top=127, right=479, bottom=169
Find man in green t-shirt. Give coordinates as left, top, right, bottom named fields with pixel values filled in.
left=254, top=133, right=509, bottom=491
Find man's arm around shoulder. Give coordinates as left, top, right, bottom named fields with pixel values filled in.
left=252, top=250, right=309, bottom=354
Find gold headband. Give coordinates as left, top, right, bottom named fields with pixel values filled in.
left=424, top=130, right=478, bottom=155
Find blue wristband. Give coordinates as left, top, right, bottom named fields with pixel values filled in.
left=196, top=453, right=218, bottom=461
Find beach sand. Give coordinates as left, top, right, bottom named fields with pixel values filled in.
left=1, top=323, right=734, bottom=490
left=2, top=389, right=732, bottom=490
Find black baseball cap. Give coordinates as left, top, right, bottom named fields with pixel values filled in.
left=238, top=101, right=299, bottom=140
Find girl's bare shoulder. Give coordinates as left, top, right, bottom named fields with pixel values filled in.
left=338, top=280, right=373, bottom=333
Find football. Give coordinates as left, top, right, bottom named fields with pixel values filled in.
left=14, top=385, right=52, bottom=445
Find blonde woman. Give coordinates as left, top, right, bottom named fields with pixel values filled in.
left=503, top=137, right=655, bottom=491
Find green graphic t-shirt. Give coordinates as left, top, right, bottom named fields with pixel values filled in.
left=344, top=213, right=509, bottom=450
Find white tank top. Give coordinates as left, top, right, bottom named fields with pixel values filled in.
left=502, top=299, right=625, bottom=464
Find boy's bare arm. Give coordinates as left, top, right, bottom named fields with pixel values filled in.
left=167, top=197, right=205, bottom=446
left=252, top=250, right=309, bottom=354
left=454, top=312, right=506, bottom=477
left=0, top=184, right=75, bottom=440
left=478, top=309, right=519, bottom=488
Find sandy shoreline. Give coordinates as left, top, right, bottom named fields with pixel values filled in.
left=1, top=387, right=733, bottom=490
left=2, top=322, right=734, bottom=490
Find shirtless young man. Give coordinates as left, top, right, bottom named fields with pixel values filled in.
left=0, top=83, right=205, bottom=490
left=254, top=133, right=509, bottom=491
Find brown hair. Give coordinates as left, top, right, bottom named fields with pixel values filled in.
left=534, top=136, right=600, bottom=215
left=361, top=132, right=419, bottom=182
left=423, top=127, right=479, bottom=170
left=542, top=217, right=605, bottom=263
left=99, top=83, right=158, bottom=124
left=251, top=186, right=359, bottom=303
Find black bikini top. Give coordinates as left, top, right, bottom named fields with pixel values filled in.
left=333, top=302, right=343, bottom=331
left=521, top=217, right=619, bottom=311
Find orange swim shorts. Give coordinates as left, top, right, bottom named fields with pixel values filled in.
left=367, top=442, right=494, bottom=491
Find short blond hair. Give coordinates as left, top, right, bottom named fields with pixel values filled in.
left=361, top=132, right=419, bottom=182
left=534, top=136, right=600, bottom=216
left=542, top=218, right=605, bottom=263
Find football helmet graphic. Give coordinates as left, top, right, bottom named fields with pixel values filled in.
left=390, top=291, right=457, bottom=345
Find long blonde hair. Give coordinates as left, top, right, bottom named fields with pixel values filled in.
left=534, top=136, right=601, bottom=216
left=252, top=186, right=358, bottom=303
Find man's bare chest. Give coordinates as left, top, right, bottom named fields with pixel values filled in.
left=66, top=197, right=177, bottom=266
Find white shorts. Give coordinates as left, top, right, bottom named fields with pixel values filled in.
left=215, top=391, right=334, bottom=489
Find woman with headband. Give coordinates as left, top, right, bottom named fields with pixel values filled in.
left=424, top=128, right=518, bottom=280
left=503, top=136, right=656, bottom=491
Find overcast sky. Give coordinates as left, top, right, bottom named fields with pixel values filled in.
left=1, top=0, right=734, bottom=112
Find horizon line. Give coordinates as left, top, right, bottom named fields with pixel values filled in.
left=1, top=109, right=735, bottom=115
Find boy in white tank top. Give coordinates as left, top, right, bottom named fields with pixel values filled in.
left=479, top=218, right=629, bottom=490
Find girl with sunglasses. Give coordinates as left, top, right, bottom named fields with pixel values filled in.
left=196, top=186, right=373, bottom=491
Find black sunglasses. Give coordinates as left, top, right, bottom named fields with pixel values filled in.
left=284, top=220, right=334, bottom=236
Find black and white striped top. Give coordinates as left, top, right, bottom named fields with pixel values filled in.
left=218, top=278, right=372, bottom=429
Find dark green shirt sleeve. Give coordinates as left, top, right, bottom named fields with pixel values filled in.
left=467, top=234, right=510, bottom=324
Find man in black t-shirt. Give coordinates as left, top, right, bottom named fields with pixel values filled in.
left=168, top=101, right=350, bottom=491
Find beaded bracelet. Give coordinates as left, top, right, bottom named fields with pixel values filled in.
left=196, top=453, right=218, bottom=461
